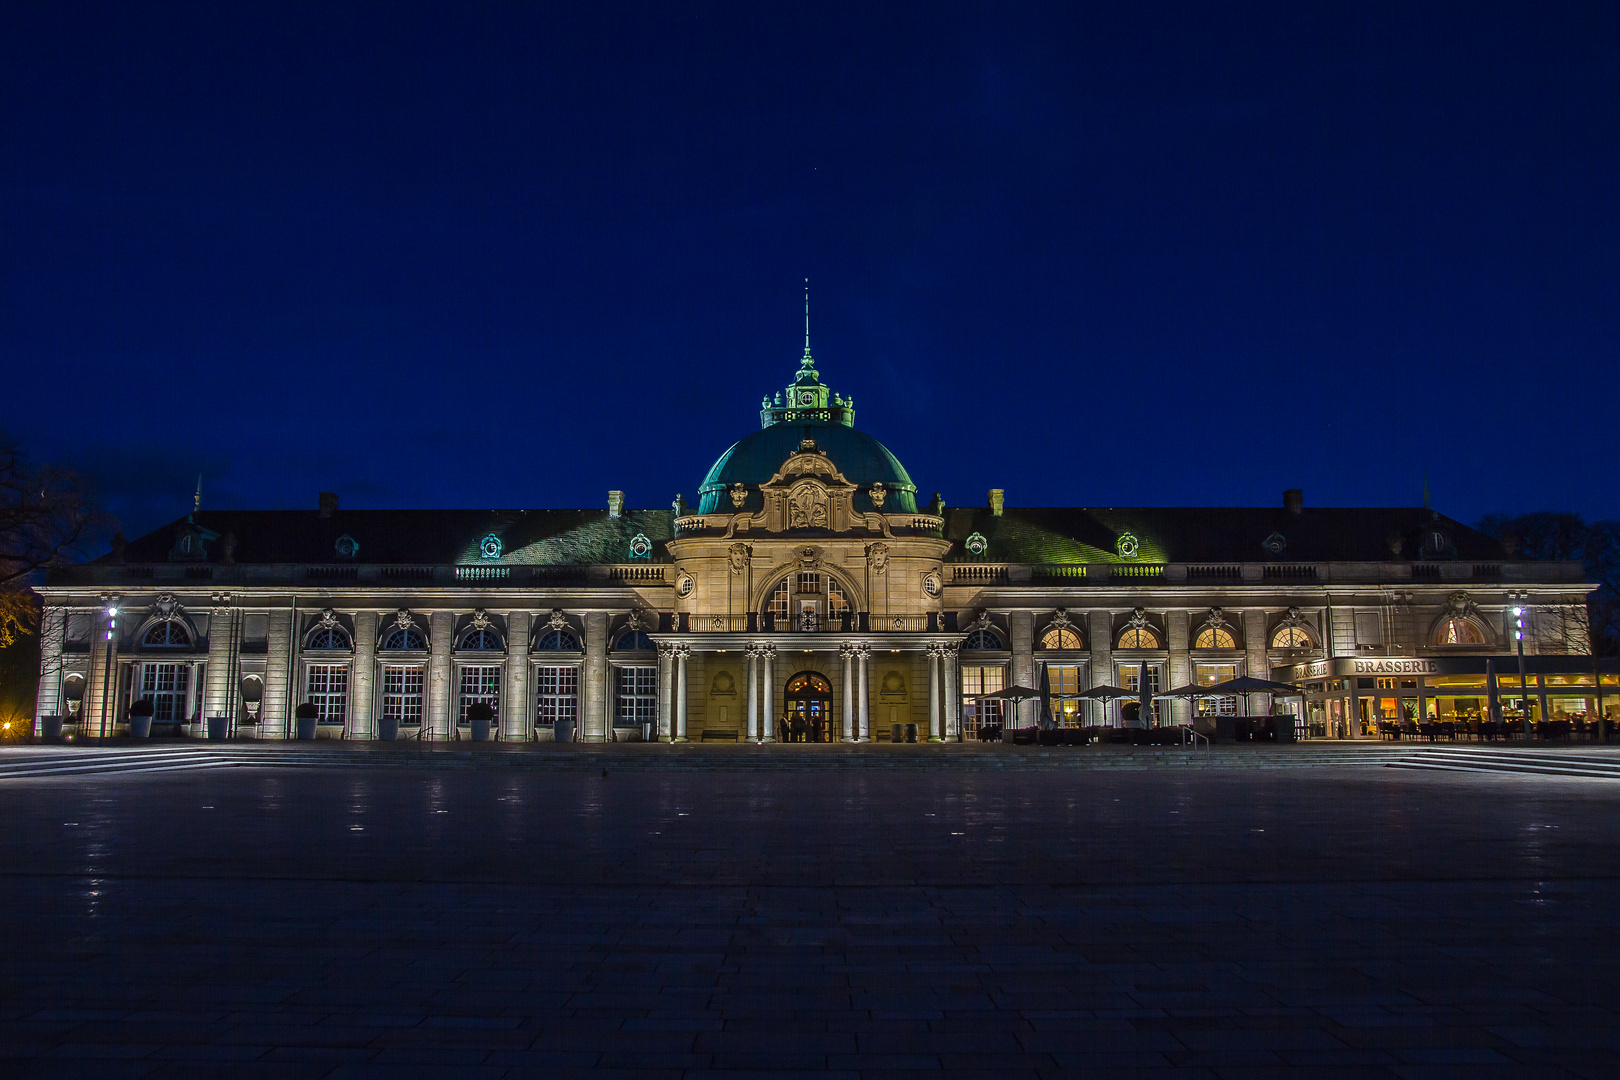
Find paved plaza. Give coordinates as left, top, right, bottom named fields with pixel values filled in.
left=3, top=748, right=1620, bottom=1078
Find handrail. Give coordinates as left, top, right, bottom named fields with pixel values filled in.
left=1181, top=726, right=1209, bottom=749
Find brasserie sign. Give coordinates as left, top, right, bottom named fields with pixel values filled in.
left=1289, top=657, right=1445, bottom=680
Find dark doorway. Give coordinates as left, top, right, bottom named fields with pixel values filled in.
left=783, top=671, right=833, bottom=742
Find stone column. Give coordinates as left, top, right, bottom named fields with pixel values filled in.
left=674, top=643, right=690, bottom=742
left=928, top=644, right=942, bottom=741
left=1009, top=610, right=1034, bottom=729
left=264, top=608, right=293, bottom=739
left=504, top=611, right=531, bottom=740
left=746, top=645, right=760, bottom=742
left=943, top=642, right=960, bottom=740
left=34, top=607, right=65, bottom=736
left=657, top=642, right=674, bottom=742
left=204, top=605, right=235, bottom=723
left=1167, top=609, right=1191, bottom=728
left=1244, top=609, right=1270, bottom=715
left=840, top=644, right=856, bottom=741
left=856, top=644, right=871, bottom=741
left=760, top=644, right=776, bottom=742
left=427, top=610, right=454, bottom=740
left=1089, top=610, right=1113, bottom=728
left=582, top=611, right=609, bottom=742
left=351, top=610, right=378, bottom=739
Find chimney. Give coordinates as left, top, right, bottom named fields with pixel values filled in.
left=1283, top=488, right=1303, bottom=515
left=318, top=492, right=339, bottom=519
left=607, top=490, right=625, bottom=519
left=988, top=489, right=1004, bottom=516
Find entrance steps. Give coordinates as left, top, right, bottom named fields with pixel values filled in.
left=1385, top=746, right=1620, bottom=780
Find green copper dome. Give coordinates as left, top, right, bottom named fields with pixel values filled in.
left=695, top=339, right=919, bottom=515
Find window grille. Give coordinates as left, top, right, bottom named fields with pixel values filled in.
left=140, top=663, right=190, bottom=722
left=963, top=629, right=1003, bottom=650
left=796, top=571, right=821, bottom=594
left=1194, top=662, right=1239, bottom=715
left=457, top=665, right=501, bottom=724
left=382, top=628, right=426, bottom=651
left=381, top=666, right=423, bottom=725
left=306, top=664, right=349, bottom=724
left=142, top=621, right=190, bottom=648
left=1040, top=627, right=1083, bottom=650
left=459, top=628, right=502, bottom=651
left=766, top=579, right=791, bottom=623
left=614, top=630, right=654, bottom=651
left=307, top=626, right=351, bottom=650
left=535, top=666, right=579, bottom=726
left=1271, top=626, right=1312, bottom=649
left=1116, top=627, right=1162, bottom=649
left=537, top=629, right=580, bottom=651
left=828, top=580, right=849, bottom=613
left=615, top=666, right=657, bottom=727
left=1193, top=627, right=1237, bottom=649
left=1045, top=664, right=1085, bottom=726
left=959, top=664, right=1005, bottom=735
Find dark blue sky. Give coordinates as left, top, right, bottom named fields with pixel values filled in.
left=4, top=1, right=1617, bottom=544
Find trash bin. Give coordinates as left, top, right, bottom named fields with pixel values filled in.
left=206, top=715, right=228, bottom=740
left=377, top=716, right=399, bottom=741
left=41, top=715, right=64, bottom=739
left=471, top=715, right=492, bottom=741
left=553, top=720, right=576, bottom=743
left=905, top=723, right=919, bottom=743
left=129, top=715, right=153, bottom=738
left=890, top=723, right=904, bottom=743
left=642, top=722, right=653, bottom=743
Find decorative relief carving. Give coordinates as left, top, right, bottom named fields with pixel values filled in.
left=393, top=608, right=416, bottom=631
left=866, top=542, right=889, bottom=575
left=1049, top=608, right=1074, bottom=631
left=319, top=608, right=340, bottom=630
left=154, top=594, right=180, bottom=618
left=469, top=608, right=491, bottom=630
left=547, top=609, right=569, bottom=631
left=728, top=543, right=751, bottom=575
left=729, top=482, right=748, bottom=508
left=787, top=481, right=830, bottom=529
left=1126, top=607, right=1151, bottom=631
left=869, top=483, right=887, bottom=509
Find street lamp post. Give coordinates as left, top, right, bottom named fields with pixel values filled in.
left=1513, top=606, right=1532, bottom=743
left=99, top=605, right=119, bottom=741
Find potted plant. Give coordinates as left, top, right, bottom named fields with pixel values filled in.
left=128, top=697, right=155, bottom=738
left=295, top=702, right=319, bottom=740
left=377, top=710, right=399, bottom=742
left=466, top=702, right=494, bottom=742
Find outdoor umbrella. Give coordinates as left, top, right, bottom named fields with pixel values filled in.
left=1038, top=664, right=1052, bottom=729
left=1206, top=676, right=1305, bottom=717
left=971, top=685, right=1043, bottom=730
left=1073, top=684, right=1139, bottom=728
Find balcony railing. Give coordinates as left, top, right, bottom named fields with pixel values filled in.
left=691, top=613, right=750, bottom=632
left=455, top=565, right=510, bottom=581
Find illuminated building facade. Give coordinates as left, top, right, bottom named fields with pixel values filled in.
left=32, top=342, right=1613, bottom=742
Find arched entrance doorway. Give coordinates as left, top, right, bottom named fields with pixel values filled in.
left=782, top=671, right=833, bottom=742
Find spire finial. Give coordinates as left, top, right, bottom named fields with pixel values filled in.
left=194, top=473, right=202, bottom=514
left=803, top=277, right=810, bottom=355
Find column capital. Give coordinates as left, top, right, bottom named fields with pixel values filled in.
left=854, top=643, right=871, bottom=660
left=758, top=642, right=776, bottom=659
left=839, top=643, right=858, bottom=660
left=672, top=642, right=692, bottom=660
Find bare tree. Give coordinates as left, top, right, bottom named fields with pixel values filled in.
left=0, top=433, right=99, bottom=648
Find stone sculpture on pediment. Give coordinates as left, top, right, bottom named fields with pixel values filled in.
left=788, top=481, right=830, bottom=529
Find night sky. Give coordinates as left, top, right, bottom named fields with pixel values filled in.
left=3, top=2, right=1616, bottom=547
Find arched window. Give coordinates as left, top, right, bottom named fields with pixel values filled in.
left=1193, top=626, right=1237, bottom=649
left=382, top=628, right=427, bottom=651
left=1270, top=625, right=1313, bottom=649
left=1435, top=617, right=1486, bottom=646
left=459, top=628, right=502, bottom=651
left=307, top=625, right=351, bottom=650
left=1039, top=627, right=1083, bottom=650
left=614, top=630, right=654, bottom=651
left=1116, top=627, right=1161, bottom=649
left=142, top=621, right=190, bottom=647
left=963, top=629, right=1004, bottom=650
left=537, top=629, right=580, bottom=652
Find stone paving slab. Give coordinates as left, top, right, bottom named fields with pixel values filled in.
left=2, top=763, right=1618, bottom=1076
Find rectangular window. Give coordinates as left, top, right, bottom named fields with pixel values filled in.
left=615, top=666, right=657, bottom=728
left=1195, top=662, right=1239, bottom=716
left=140, top=663, right=190, bottom=723
left=1355, top=611, right=1383, bottom=645
left=306, top=664, right=349, bottom=725
left=457, top=665, right=501, bottom=725
left=960, top=664, right=1006, bottom=735
left=1116, top=662, right=1163, bottom=724
left=827, top=579, right=849, bottom=614
left=381, top=666, right=423, bottom=726
left=1045, top=663, right=1085, bottom=726
left=796, top=571, right=821, bottom=594
left=535, top=665, right=579, bottom=727
left=767, top=580, right=790, bottom=624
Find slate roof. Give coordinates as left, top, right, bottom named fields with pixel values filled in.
left=110, top=509, right=676, bottom=566
left=103, top=505, right=1501, bottom=568
left=942, top=507, right=1504, bottom=565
